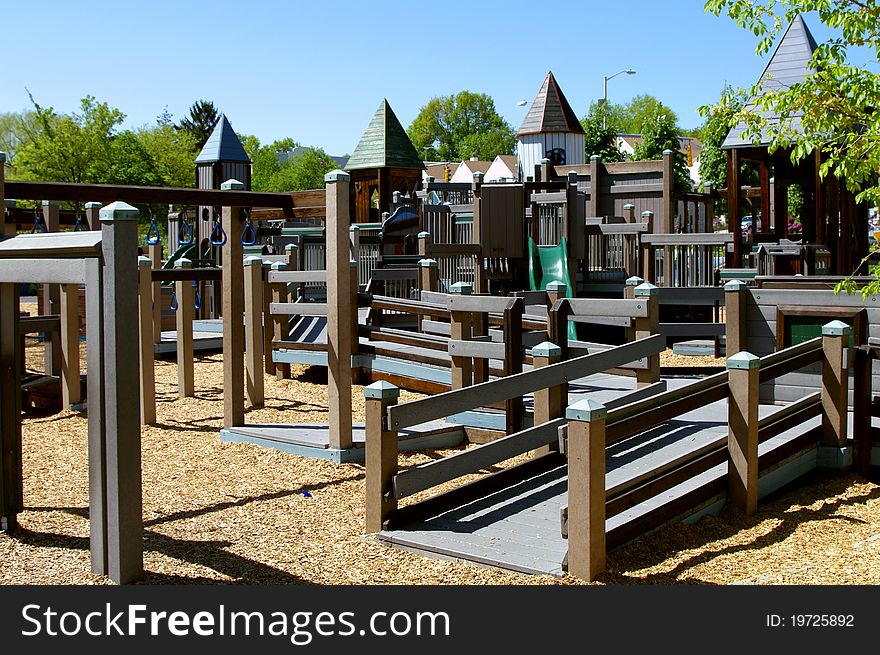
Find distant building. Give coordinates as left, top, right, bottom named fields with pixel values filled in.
left=484, top=155, right=518, bottom=182
left=423, top=161, right=461, bottom=183
left=449, top=157, right=492, bottom=184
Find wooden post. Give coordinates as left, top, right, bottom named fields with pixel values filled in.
left=271, top=261, right=291, bottom=380
left=821, top=321, right=850, bottom=448
left=724, top=280, right=748, bottom=358
left=262, top=259, right=274, bottom=376
left=633, top=283, right=660, bottom=385
left=0, top=280, right=22, bottom=533
left=243, top=256, right=264, bottom=409
left=148, top=243, right=163, bottom=344
left=503, top=297, right=524, bottom=434
left=661, top=150, right=674, bottom=233
left=546, top=280, right=566, bottom=308
left=365, top=381, right=399, bottom=532
left=325, top=170, right=354, bottom=450
left=565, top=399, right=607, bottom=581
left=588, top=155, right=601, bottom=218
left=98, top=201, right=144, bottom=584
left=549, top=297, right=572, bottom=361
left=759, top=160, right=771, bottom=235
left=221, top=180, right=246, bottom=428
left=137, top=256, right=156, bottom=425
left=60, top=283, right=81, bottom=408
left=42, top=200, right=62, bottom=377
left=471, top=172, right=488, bottom=293
left=85, top=201, right=101, bottom=231
left=625, top=276, right=644, bottom=342
left=418, top=258, right=438, bottom=294
left=449, top=282, right=473, bottom=390
left=727, top=149, right=742, bottom=267
left=622, top=204, right=636, bottom=275
left=640, top=211, right=655, bottom=283
left=852, top=347, right=872, bottom=478
left=532, top=341, right=564, bottom=457
left=418, top=231, right=432, bottom=258
left=174, top=257, right=195, bottom=399
left=727, top=351, right=760, bottom=516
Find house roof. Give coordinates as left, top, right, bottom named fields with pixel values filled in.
left=194, top=114, right=251, bottom=163
left=722, top=14, right=819, bottom=149
left=495, top=154, right=517, bottom=172
left=345, top=99, right=425, bottom=171
left=460, top=158, right=492, bottom=174
left=517, top=71, right=585, bottom=137
left=425, top=162, right=460, bottom=180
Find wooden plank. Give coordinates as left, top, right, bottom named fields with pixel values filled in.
left=608, top=183, right=664, bottom=194
left=175, top=277, right=195, bottom=398
left=0, top=283, right=22, bottom=532
left=448, top=339, right=507, bottom=360
left=389, top=335, right=665, bottom=430
left=425, top=243, right=482, bottom=256
left=660, top=323, right=726, bottom=337
left=0, top=258, right=90, bottom=285
left=530, top=191, right=567, bottom=203
left=447, top=294, right=519, bottom=313
left=584, top=223, right=649, bottom=235
left=642, top=233, right=733, bottom=245
left=268, top=270, right=327, bottom=284
left=393, top=419, right=565, bottom=499
left=657, top=287, right=725, bottom=303
left=370, top=268, right=418, bottom=282
left=0, top=231, right=102, bottom=258
left=570, top=315, right=633, bottom=328
left=270, top=302, right=328, bottom=316
left=17, top=315, right=60, bottom=334
left=564, top=297, right=649, bottom=318
left=244, top=260, right=264, bottom=408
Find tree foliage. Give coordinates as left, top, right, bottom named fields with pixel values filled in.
left=244, top=136, right=337, bottom=192
left=407, top=91, right=515, bottom=161
left=704, top=0, right=880, bottom=293
left=177, top=100, right=220, bottom=150
left=633, top=114, right=693, bottom=192
left=13, top=94, right=126, bottom=184
left=587, top=94, right=681, bottom=135
left=579, top=106, right=624, bottom=162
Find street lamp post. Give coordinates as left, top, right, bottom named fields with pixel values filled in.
left=601, top=69, right=636, bottom=129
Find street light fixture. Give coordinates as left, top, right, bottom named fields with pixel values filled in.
left=601, top=69, right=636, bottom=129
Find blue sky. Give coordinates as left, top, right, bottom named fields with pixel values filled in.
left=2, top=1, right=869, bottom=156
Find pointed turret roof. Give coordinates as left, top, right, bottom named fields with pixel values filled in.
left=722, top=14, right=819, bottom=149
left=345, top=100, right=425, bottom=171
left=195, top=114, right=251, bottom=163
left=517, top=71, right=585, bottom=137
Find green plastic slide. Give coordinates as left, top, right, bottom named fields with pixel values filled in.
left=527, top=236, right=577, bottom=341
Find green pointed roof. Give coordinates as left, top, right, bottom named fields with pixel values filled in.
left=345, top=99, right=425, bottom=171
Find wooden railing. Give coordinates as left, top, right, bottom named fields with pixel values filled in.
left=563, top=326, right=852, bottom=581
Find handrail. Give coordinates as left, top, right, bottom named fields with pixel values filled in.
left=388, top=334, right=664, bottom=430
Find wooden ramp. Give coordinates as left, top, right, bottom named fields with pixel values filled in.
left=221, top=420, right=465, bottom=463
left=378, top=383, right=827, bottom=577
left=155, top=330, right=223, bottom=354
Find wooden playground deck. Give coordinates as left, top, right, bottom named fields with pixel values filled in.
left=378, top=377, right=827, bottom=577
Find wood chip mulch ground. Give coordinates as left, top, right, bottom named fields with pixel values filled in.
left=2, top=324, right=878, bottom=586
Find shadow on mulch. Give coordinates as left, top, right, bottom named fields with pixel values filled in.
left=603, top=471, right=880, bottom=585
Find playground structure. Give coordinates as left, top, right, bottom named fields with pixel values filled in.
left=1, top=151, right=879, bottom=584
left=2, top=11, right=879, bottom=583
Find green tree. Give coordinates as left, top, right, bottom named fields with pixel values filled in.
left=177, top=100, right=220, bottom=150
left=579, top=105, right=624, bottom=162
left=244, top=136, right=336, bottom=192
left=407, top=91, right=515, bottom=161
left=697, top=85, right=752, bottom=190
left=704, top=0, right=880, bottom=293
left=633, top=114, right=692, bottom=192
left=137, top=119, right=199, bottom=188
left=618, top=94, right=680, bottom=134
left=13, top=94, right=125, bottom=183
left=106, top=130, right=158, bottom=186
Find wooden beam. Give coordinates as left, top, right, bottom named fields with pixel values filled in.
left=244, top=256, right=264, bottom=408
left=727, top=352, right=760, bottom=515
left=365, top=383, right=399, bottom=532
left=5, top=180, right=292, bottom=209
left=137, top=257, right=156, bottom=425
left=59, top=283, right=81, bottom=408
left=0, top=282, right=22, bottom=533
left=174, top=260, right=195, bottom=398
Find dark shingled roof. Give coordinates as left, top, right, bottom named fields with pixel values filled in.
left=517, top=71, right=585, bottom=137
left=722, top=14, right=819, bottom=149
left=345, top=99, right=425, bottom=171
left=195, top=114, right=251, bottom=163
